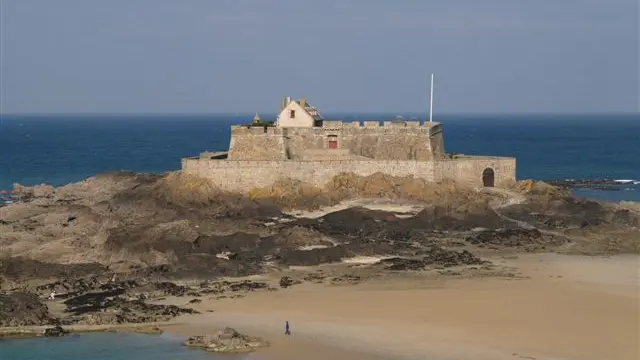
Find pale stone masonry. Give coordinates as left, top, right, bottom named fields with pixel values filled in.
left=181, top=97, right=516, bottom=192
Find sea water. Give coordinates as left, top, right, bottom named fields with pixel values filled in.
left=0, top=332, right=259, bottom=360
left=1, top=114, right=638, bottom=202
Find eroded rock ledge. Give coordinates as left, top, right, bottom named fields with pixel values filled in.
left=184, top=327, right=269, bottom=353
left=1, top=172, right=638, bottom=330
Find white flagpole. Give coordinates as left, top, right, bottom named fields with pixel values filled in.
left=429, top=73, right=434, bottom=123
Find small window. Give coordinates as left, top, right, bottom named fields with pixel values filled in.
left=289, top=110, right=295, bottom=118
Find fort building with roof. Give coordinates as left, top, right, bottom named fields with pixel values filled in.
left=181, top=97, right=516, bottom=192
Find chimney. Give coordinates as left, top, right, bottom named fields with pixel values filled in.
left=280, top=97, right=286, bottom=111
left=299, top=97, right=306, bottom=108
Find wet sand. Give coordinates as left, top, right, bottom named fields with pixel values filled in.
left=165, top=254, right=640, bottom=360
left=4, top=254, right=635, bottom=359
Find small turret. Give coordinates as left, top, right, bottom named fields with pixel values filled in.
left=252, top=113, right=261, bottom=125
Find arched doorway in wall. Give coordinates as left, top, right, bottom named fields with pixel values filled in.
left=482, top=168, right=495, bottom=187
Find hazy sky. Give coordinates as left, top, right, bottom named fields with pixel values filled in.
left=0, top=0, right=638, bottom=114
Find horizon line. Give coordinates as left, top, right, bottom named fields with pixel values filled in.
left=1, top=111, right=638, bottom=118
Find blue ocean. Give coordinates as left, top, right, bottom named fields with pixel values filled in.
left=1, top=114, right=639, bottom=201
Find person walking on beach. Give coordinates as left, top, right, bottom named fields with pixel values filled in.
left=284, top=321, right=291, bottom=335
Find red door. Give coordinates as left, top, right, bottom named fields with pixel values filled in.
left=328, top=135, right=338, bottom=149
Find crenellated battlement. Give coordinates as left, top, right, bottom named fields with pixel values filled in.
left=231, top=121, right=441, bottom=136
left=227, top=120, right=445, bottom=162
left=230, top=125, right=281, bottom=135
left=325, top=120, right=436, bottom=128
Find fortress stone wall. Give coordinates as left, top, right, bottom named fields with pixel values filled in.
left=181, top=156, right=516, bottom=192
left=181, top=120, right=517, bottom=192
left=227, top=121, right=445, bottom=161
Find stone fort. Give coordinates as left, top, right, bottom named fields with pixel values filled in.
left=181, top=97, right=516, bottom=192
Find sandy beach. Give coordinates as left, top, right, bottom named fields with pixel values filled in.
left=164, top=253, right=640, bottom=360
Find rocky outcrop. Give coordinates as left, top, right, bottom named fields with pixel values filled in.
left=377, top=258, right=426, bottom=271
left=184, top=327, right=269, bottom=353
left=276, top=246, right=350, bottom=266
left=542, top=179, right=636, bottom=192
left=3, top=173, right=636, bottom=283
left=44, top=325, right=69, bottom=337
left=421, top=246, right=486, bottom=267
left=60, top=282, right=200, bottom=325
left=12, top=183, right=55, bottom=200
left=466, top=229, right=567, bottom=251
left=1, top=173, right=638, bottom=329
left=500, top=196, right=639, bottom=229
left=0, top=292, right=54, bottom=326
left=279, top=276, right=295, bottom=288
left=377, top=246, right=485, bottom=271
left=72, top=300, right=198, bottom=325
left=0, top=257, right=106, bottom=285
left=0, top=276, right=274, bottom=327
left=404, top=203, right=513, bottom=231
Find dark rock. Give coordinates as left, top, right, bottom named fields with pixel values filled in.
left=330, top=274, right=361, bottom=285
left=377, top=257, right=426, bottom=271
left=422, top=246, right=485, bottom=267
left=44, top=325, right=69, bottom=337
left=192, top=233, right=262, bottom=255
left=155, top=282, right=189, bottom=296
left=543, top=179, right=626, bottom=191
left=0, top=292, right=54, bottom=326
left=404, top=204, right=512, bottom=231
left=377, top=247, right=485, bottom=270
left=168, top=254, right=263, bottom=278
left=0, top=257, right=106, bottom=283
left=501, top=196, right=637, bottom=230
left=466, top=229, right=566, bottom=250
left=314, top=207, right=396, bottom=236
left=303, top=272, right=327, bottom=283
left=227, top=280, right=268, bottom=292
left=34, top=276, right=107, bottom=299
left=277, top=246, right=350, bottom=266
left=200, top=280, right=269, bottom=294
left=104, top=224, right=196, bottom=259
left=279, top=276, right=294, bottom=288
left=62, top=286, right=199, bottom=325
